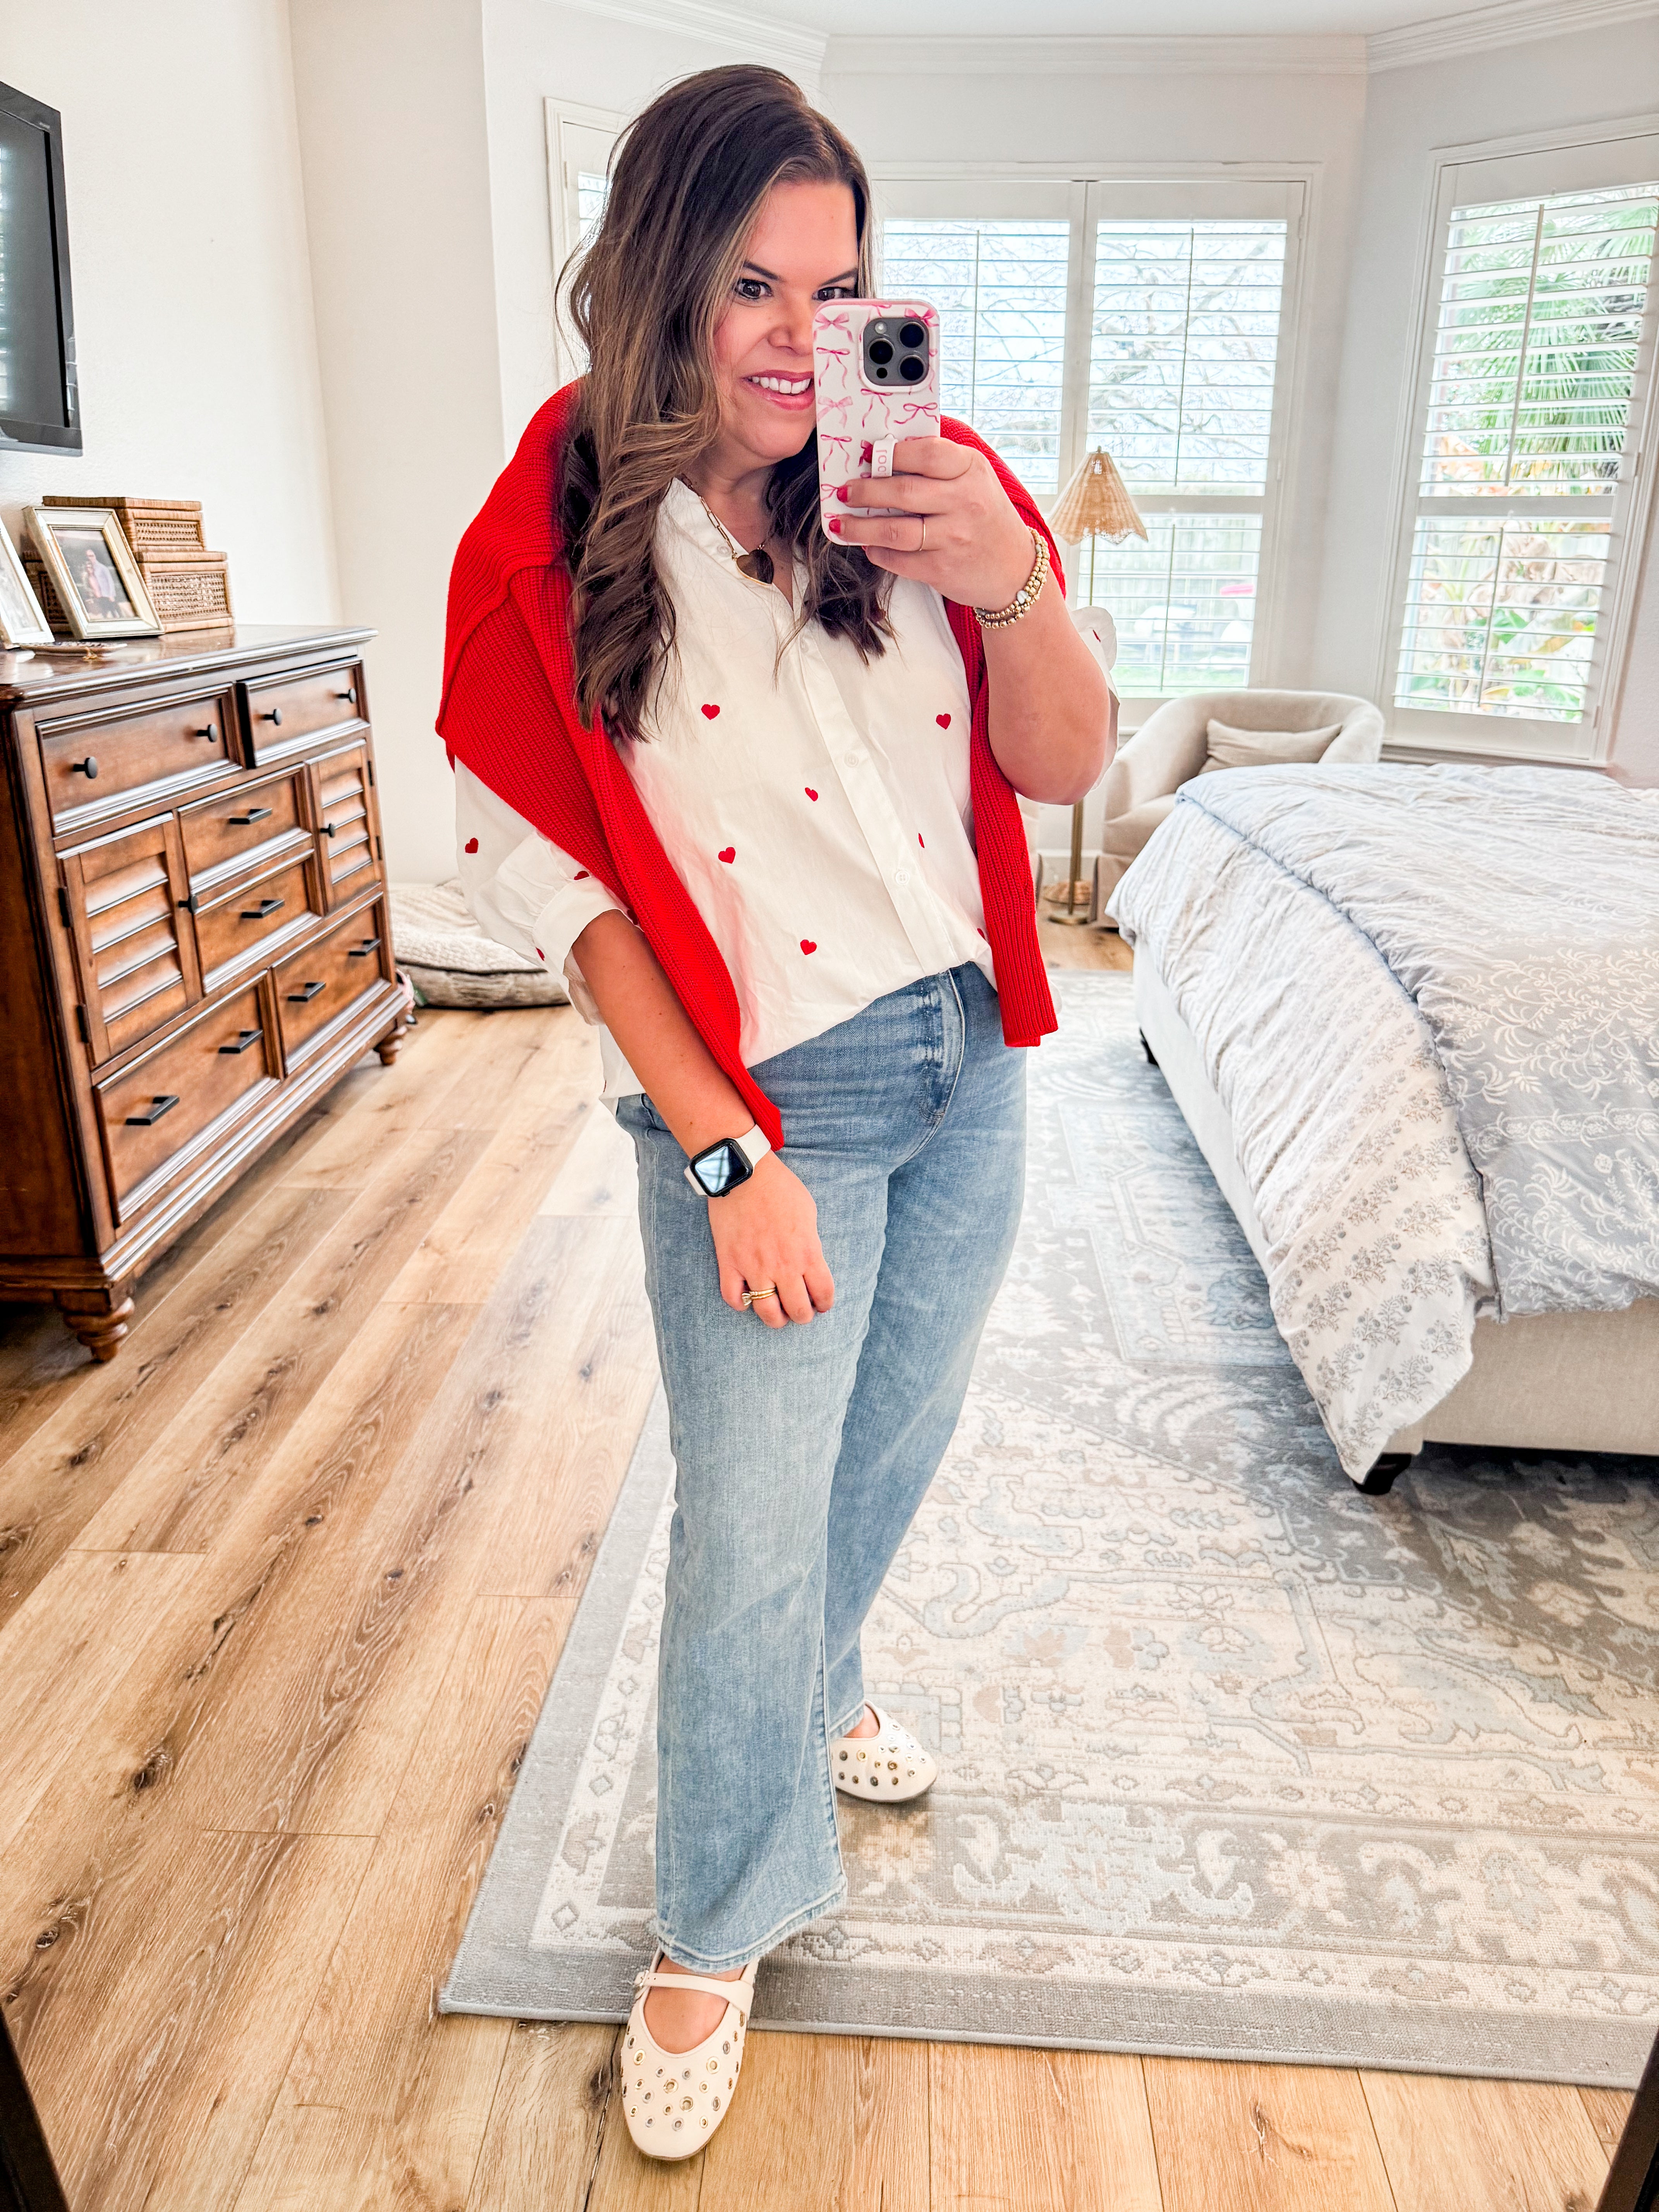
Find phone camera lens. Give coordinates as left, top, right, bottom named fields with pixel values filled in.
left=874, top=366, right=889, bottom=378
left=868, top=338, right=893, bottom=365
left=899, top=356, right=925, bottom=383
left=899, top=322, right=926, bottom=349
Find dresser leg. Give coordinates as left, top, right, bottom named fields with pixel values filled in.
left=374, top=1017, right=409, bottom=1067
left=55, top=1290, right=136, bottom=1362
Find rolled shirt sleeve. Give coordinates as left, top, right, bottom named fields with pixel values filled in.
left=453, top=761, right=624, bottom=1024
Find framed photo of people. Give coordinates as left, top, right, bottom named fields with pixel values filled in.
left=24, top=506, right=160, bottom=639
left=0, top=517, right=55, bottom=649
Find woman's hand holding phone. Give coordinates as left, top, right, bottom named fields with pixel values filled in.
left=828, top=438, right=1034, bottom=612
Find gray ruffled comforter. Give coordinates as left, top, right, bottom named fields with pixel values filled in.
left=1180, top=764, right=1659, bottom=1316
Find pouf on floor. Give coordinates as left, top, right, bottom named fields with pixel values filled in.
left=389, top=879, right=569, bottom=1009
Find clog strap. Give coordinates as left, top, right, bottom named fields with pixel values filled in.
left=634, top=1968, right=753, bottom=2024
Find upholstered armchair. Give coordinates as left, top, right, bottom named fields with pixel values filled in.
left=1092, top=689, right=1386, bottom=919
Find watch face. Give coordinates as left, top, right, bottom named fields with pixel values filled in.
left=692, top=1139, right=750, bottom=1197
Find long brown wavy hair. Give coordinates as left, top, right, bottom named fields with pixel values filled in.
left=560, top=66, right=887, bottom=742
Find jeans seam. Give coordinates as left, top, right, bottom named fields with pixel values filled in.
left=652, top=1872, right=850, bottom=1975
left=895, top=965, right=969, bottom=1168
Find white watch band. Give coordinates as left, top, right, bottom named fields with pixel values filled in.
left=733, top=1125, right=771, bottom=1170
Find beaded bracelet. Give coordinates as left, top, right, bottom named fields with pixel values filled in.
left=974, top=529, right=1050, bottom=629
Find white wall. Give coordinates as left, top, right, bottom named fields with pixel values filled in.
left=289, top=0, right=508, bottom=885
left=819, top=47, right=1369, bottom=853
left=0, top=0, right=338, bottom=628
left=1313, top=15, right=1659, bottom=785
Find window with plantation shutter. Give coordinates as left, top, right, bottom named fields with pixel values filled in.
left=879, top=182, right=1300, bottom=702
left=1391, top=161, right=1659, bottom=747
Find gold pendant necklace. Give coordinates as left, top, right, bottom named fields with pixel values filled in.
left=692, top=486, right=775, bottom=587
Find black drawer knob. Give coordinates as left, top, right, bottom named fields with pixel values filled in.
left=219, top=1028, right=263, bottom=1055
left=241, top=895, right=285, bottom=920
left=259, top=707, right=283, bottom=725
left=125, top=1094, right=179, bottom=1127
left=347, top=936, right=382, bottom=959
left=287, top=980, right=325, bottom=1003
left=335, top=685, right=357, bottom=703
left=229, top=806, right=274, bottom=826
left=72, top=755, right=98, bottom=778
left=193, top=724, right=217, bottom=740
left=321, top=822, right=337, bottom=837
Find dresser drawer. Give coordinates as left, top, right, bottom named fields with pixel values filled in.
left=312, top=740, right=382, bottom=908
left=193, top=853, right=322, bottom=986
left=242, top=661, right=364, bottom=759
left=61, top=816, right=205, bottom=1064
left=94, top=984, right=275, bottom=1216
left=273, top=896, right=391, bottom=1063
left=180, top=769, right=308, bottom=891
left=38, top=687, right=239, bottom=829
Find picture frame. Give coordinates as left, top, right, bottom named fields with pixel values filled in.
left=0, top=516, right=55, bottom=649
left=24, top=506, right=160, bottom=639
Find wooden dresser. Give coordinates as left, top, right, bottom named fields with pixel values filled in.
left=0, top=624, right=408, bottom=1360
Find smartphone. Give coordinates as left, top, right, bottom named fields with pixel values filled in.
left=812, top=299, right=941, bottom=537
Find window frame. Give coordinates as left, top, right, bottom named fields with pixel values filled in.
left=543, top=98, right=625, bottom=381
left=1376, top=117, right=1659, bottom=765
left=870, top=162, right=1317, bottom=707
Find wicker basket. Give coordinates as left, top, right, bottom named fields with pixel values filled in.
left=21, top=555, right=69, bottom=636
left=42, top=494, right=207, bottom=560
left=133, top=553, right=234, bottom=634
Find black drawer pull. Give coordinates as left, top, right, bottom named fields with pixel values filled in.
left=287, top=980, right=325, bottom=1003
left=229, top=805, right=274, bottom=826
left=259, top=707, right=283, bottom=726
left=193, top=723, right=217, bottom=740
left=241, top=895, right=285, bottom=920
left=321, top=822, right=337, bottom=837
left=125, top=1094, right=179, bottom=1127
left=347, top=936, right=382, bottom=959
left=219, top=1028, right=263, bottom=1055
left=335, top=685, right=357, bottom=703
left=177, top=891, right=199, bottom=915
left=71, top=755, right=98, bottom=778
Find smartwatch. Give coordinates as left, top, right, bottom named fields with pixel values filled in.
left=683, top=1125, right=772, bottom=1198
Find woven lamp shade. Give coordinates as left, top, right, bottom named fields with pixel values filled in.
left=1050, top=448, right=1147, bottom=545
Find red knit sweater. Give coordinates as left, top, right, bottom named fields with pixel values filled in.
left=438, top=382, right=1059, bottom=1149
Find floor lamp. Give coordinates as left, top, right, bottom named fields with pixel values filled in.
left=1045, top=449, right=1147, bottom=922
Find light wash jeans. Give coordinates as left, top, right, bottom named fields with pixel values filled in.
left=616, top=962, right=1025, bottom=1971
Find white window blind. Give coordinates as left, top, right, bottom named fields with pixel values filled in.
left=879, top=218, right=1073, bottom=493
left=1085, top=219, right=1286, bottom=696
left=1395, top=180, right=1659, bottom=728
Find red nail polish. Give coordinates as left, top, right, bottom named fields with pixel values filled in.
left=829, top=516, right=842, bottom=534
left=837, top=484, right=850, bottom=501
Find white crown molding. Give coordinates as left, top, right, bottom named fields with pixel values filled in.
left=823, top=32, right=1367, bottom=77
left=571, top=0, right=828, bottom=73
left=1367, top=0, right=1659, bottom=70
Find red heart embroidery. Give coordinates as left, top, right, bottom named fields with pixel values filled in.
left=535, top=947, right=544, bottom=959
left=701, top=703, right=720, bottom=719
left=574, top=870, right=589, bottom=879
left=800, top=939, right=817, bottom=955
left=718, top=847, right=735, bottom=864
left=977, top=928, right=988, bottom=941
left=464, top=836, right=479, bottom=854
left=804, top=787, right=818, bottom=801
left=918, top=834, right=925, bottom=848
left=936, top=714, right=951, bottom=728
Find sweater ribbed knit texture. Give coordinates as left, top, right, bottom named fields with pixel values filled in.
left=438, top=381, right=1059, bottom=1148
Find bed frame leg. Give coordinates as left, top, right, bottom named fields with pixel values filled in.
left=1139, top=1030, right=1159, bottom=1067
left=1357, top=1452, right=1414, bottom=1496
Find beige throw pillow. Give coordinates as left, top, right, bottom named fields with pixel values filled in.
left=1199, top=719, right=1343, bottom=774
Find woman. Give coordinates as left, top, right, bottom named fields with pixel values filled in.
left=440, top=65, right=1109, bottom=2158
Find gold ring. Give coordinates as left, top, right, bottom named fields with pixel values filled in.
left=917, top=517, right=926, bottom=553
left=741, top=1284, right=779, bottom=1308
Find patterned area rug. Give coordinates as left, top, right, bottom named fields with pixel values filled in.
left=443, top=975, right=1659, bottom=2084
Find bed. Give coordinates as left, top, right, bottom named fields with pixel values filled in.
left=1108, top=761, right=1659, bottom=1491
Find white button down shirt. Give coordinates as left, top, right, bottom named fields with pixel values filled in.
left=455, top=477, right=996, bottom=1098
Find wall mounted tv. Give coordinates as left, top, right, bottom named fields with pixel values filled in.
left=0, top=81, right=80, bottom=455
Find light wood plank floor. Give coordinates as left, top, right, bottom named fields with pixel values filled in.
left=0, top=920, right=1630, bottom=2210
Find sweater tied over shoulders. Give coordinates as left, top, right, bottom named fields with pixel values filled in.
left=437, top=380, right=1059, bottom=1150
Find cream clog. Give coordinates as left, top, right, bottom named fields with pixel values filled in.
left=622, top=1954, right=757, bottom=2161
left=830, top=1703, right=938, bottom=1802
